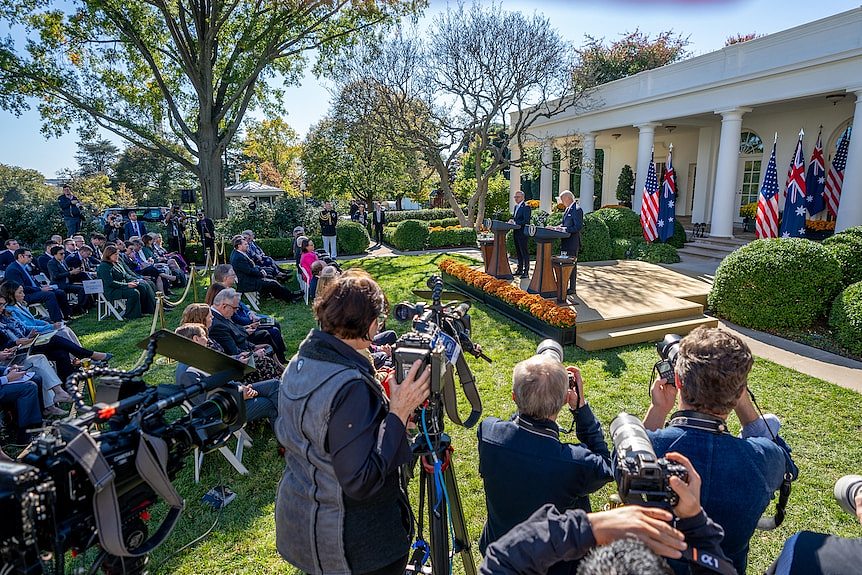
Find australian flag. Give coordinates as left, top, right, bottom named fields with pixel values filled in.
left=657, top=145, right=676, bottom=242
left=805, top=128, right=826, bottom=216
left=779, top=130, right=807, bottom=238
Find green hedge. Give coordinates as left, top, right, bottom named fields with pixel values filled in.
left=335, top=220, right=371, bottom=255
left=709, top=238, right=843, bottom=330
left=427, top=227, right=477, bottom=248
left=390, top=220, right=429, bottom=251
left=611, top=237, right=643, bottom=260
left=829, top=281, right=862, bottom=355
left=579, top=213, right=613, bottom=262
left=591, top=207, right=642, bottom=239
left=822, top=234, right=862, bottom=287
left=669, top=219, right=687, bottom=248
left=386, top=208, right=456, bottom=223
left=633, top=242, right=680, bottom=264
left=837, top=225, right=862, bottom=240
left=428, top=218, right=461, bottom=228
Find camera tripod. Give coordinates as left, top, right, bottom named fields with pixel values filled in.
left=408, top=424, right=476, bottom=575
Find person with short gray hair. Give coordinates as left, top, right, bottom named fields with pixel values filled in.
left=477, top=352, right=612, bottom=564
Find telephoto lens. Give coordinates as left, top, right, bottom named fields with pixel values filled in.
left=834, top=475, right=862, bottom=516
left=536, top=338, right=564, bottom=363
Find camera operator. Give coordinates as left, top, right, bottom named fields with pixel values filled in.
left=58, top=185, right=83, bottom=236
left=276, top=269, right=431, bottom=575
left=637, top=326, right=798, bottom=574
left=765, top=477, right=862, bottom=575
left=481, top=452, right=736, bottom=575
left=477, top=354, right=612, bottom=565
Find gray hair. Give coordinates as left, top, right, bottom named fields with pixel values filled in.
left=241, top=229, right=254, bottom=238
left=558, top=190, right=575, bottom=203
left=512, top=355, right=568, bottom=419
left=213, top=287, right=239, bottom=306
left=213, top=264, right=234, bottom=283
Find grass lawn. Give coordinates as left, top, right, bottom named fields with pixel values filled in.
left=61, top=253, right=862, bottom=574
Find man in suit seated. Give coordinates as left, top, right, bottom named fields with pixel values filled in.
left=229, top=235, right=298, bottom=303
left=123, top=210, right=148, bottom=240
left=4, top=248, right=70, bottom=321
left=47, top=245, right=92, bottom=313
left=558, top=191, right=584, bottom=301
left=36, top=240, right=58, bottom=276
left=242, top=230, right=290, bottom=280
left=174, top=323, right=279, bottom=429
left=0, top=238, right=19, bottom=271
left=209, top=288, right=282, bottom=361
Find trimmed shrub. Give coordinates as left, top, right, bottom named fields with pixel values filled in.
left=829, top=281, right=862, bottom=355
left=391, top=220, right=429, bottom=251
left=427, top=227, right=477, bottom=248
left=633, top=242, right=680, bottom=264
left=386, top=208, right=456, bottom=223
left=579, top=213, right=613, bottom=262
left=336, top=220, right=371, bottom=255
left=822, top=234, right=862, bottom=287
left=836, top=225, right=862, bottom=241
left=668, top=219, right=687, bottom=248
left=428, top=218, right=461, bottom=228
left=591, top=206, right=642, bottom=239
left=611, top=238, right=639, bottom=260
left=709, top=238, right=843, bottom=330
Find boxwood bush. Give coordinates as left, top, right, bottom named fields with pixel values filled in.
left=668, top=219, right=687, bottom=248
left=611, top=238, right=635, bottom=260
left=633, top=242, right=680, bottom=264
left=837, top=225, right=862, bottom=240
left=709, top=238, right=843, bottom=330
left=829, top=281, right=862, bottom=356
left=822, top=233, right=862, bottom=287
left=386, top=208, right=456, bottom=223
left=336, top=220, right=371, bottom=255
left=428, top=218, right=460, bottom=228
left=391, top=220, right=429, bottom=251
left=591, top=206, right=642, bottom=239
left=427, top=227, right=477, bottom=248
left=579, top=213, right=613, bottom=262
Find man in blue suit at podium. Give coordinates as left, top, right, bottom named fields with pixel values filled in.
left=509, top=190, right=531, bottom=278
left=559, top=191, right=584, bottom=297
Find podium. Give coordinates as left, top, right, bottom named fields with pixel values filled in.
left=478, top=237, right=495, bottom=274
left=527, top=226, right=571, bottom=297
left=487, top=220, right=519, bottom=279
left=552, top=256, right=577, bottom=304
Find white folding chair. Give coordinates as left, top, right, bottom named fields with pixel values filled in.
left=300, top=267, right=311, bottom=305
left=243, top=291, right=261, bottom=311
left=84, top=279, right=125, bottom=321
left=28, top=303, right=51, bottom=319
left=184, top=400, right=254, bottom=483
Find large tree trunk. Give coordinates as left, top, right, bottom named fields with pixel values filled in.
left=197, top=120, right=226, bottom=219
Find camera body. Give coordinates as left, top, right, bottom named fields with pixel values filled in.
left=0, top=360, right=246, bottom=574
left=655, top=334, right=682, bottom=383
left=610, top=413, right=688, bottom=508
left=834, top=475, right=862, bottom=517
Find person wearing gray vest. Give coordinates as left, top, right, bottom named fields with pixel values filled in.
left=275, top=269, right=431, bottom=575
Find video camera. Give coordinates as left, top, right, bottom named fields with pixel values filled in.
left=391, top=275, right=487, bottom=430
left=0, top=331, right=248, bottom=575
left=610, top=412, right=688, bottom=508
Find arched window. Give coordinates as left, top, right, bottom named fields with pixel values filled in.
left=739, top=131, right=764, bottom=155
left=827, top=118, right=853, bottom=163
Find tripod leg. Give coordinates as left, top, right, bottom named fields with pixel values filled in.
left=442, top=463, right=476, bottom=575
left=428, top=465, right=450, bottom=575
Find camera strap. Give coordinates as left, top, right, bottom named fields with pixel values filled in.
left=666, top=410, right=730, bottom=435
left=60, top=424, right=184, bottom=557
left=443, top=353, right=482, bottom=428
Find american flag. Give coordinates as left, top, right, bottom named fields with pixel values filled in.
left=639, top=150, right=660, bottom=242
left=756, top=140, right=780, bottom=239
left=805, top=128, right=826, bottom=216
left=657, top=145, right=676, bottom=242
left=824, top=127, right=851, bottom=218
left=779, top=131, right=807, bottom=238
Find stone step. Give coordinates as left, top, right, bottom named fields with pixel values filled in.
left=677, top=246, right=730, bottom=260
left=576, top=299, right=705, bottom=334
left=685, top=241, right=739, bottom=253
left=576, top=315, right=720, bottom=351
left=693, top=236, right=750, bottom=248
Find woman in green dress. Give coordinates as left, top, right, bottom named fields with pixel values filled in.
left=96, top=245, right=157, bottom=319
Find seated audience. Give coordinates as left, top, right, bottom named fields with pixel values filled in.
left=36, top=240, right=57, bottom=276
left=242, top=229, right=290, bottom=279
left=143, top=234, right=187, bottom=285
left=89, top=232, right=107, bottom=260
left=3, top=247, right=70, bottom=322
left=0, top=238, right=19, bottom=270
left=151, top=233, right=188, bottom=272
left=129, top=238, right=176, bottom=295
left=96, top=246, right=157, bottom=319
left=299, top=237, right=319, bottom=283
left=480, top=453, right=736, bottom=575
left=315, top=264, right=339, bottom=302
left=47, top=245, right=92, bottom=312
left=0, top=364, right=43, bottom=443
left=174, top=322, right=279, bottom=429
left=477, top=354, right=613, bottom=566
left=308, top=259, right=324, bottom=301
left=292, top=228, right=305, bottom=270
left=0, top=327, right=70, bottom=417
left=637, top=326, right=798, bottom=574
left=229, top=235, right=298, bottom=303
left=2, top=282, right=87, bottom=346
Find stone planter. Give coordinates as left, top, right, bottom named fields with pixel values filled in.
left=441, top=272, right=577, bottom=345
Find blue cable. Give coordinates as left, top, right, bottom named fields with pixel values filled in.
left=420, top=406, right=456, bottom=574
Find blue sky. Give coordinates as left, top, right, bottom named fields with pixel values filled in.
left=1, top=0, right=859, bottom=178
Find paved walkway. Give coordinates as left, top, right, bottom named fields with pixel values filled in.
left=315, top=245, right=862, bottom=393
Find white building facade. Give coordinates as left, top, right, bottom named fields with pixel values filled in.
left=513, top=8, right=862, bottom=235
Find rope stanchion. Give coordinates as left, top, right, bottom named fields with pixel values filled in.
left=161, top=264, right=196, bottom=308
left=130, top=295, right=164, bottom=369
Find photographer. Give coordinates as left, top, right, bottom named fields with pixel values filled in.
left=276, top=269, right=431, bottom=575
left=637, top=326, right=798, bottom=574
left=477, top=354, right=612, bottom=562
left=481, top=452, right=735, bottom=575
left=58, top=185, right=83, bottom=236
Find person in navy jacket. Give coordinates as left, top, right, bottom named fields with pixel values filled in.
left=123, top=211, right=148, bottom=240
left=558, top=191, right=584, bottom=296
left=3, top=248, right=69, bottom=321
left=509, top=190, right=531, bottom=278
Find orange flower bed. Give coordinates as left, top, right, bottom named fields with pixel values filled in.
left=526, top=200, right=541, bottom=209
left=438, top=259, right=577, bottom=328
left=805, top=220, right=836, bottom=232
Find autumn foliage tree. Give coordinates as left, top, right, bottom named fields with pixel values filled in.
left=578, top=29, right=691, bottom=87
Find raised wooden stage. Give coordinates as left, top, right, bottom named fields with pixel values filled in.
left=512, top=260, right=718, bottom=351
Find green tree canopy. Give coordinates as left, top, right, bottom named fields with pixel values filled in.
left=578, top=29, right=690, bottom=87
left=241, top=117, right=303, bottom=193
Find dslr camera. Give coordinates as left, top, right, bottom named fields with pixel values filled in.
left=654, top=333, right=682, bottom=384
left=610, top=412, right=688, bottom=508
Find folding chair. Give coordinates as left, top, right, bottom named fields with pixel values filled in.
left=300, top=266, right=312, bottom=305
left=243, top=291, right=261, bottom=312
left=83, top=279, right=125, bottom=321
left=28, top=303, right=51, bottom=319
left=184, top=400, right=254, bottom=483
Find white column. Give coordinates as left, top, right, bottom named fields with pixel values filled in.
left=509, top=140, right=521, bottom=212
left=634, top=123, right=660, bottom=212
left=540, top=139, right=554, bottom=212
left=709, top=108, right=751, bottom=238
left=836, top=89, right=862, bottom=232
left=690, top=126, right=714, bottom=223
left=579, top=133, right=596, bottom=214
left=558, top=147, right=570, bottom=196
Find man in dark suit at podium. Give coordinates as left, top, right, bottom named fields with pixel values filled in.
left=509, top=190, right=531, bottom=278
left=559, top=191, right=584, bottom=297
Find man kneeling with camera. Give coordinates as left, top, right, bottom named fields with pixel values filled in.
left=639, top=326, right=798, bottom=574
left=477, top=343, right=613, bottom=568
